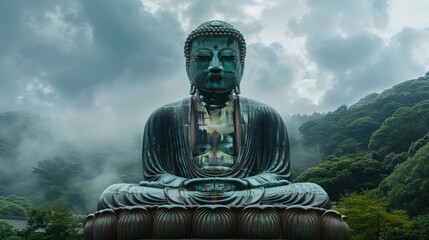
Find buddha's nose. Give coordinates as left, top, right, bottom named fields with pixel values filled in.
left=208, top=55, right=223, bottom=74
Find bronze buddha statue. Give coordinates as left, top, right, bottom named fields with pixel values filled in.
left=97, top=20, right=331, bottom=209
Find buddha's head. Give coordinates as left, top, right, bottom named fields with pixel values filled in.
left=184, top=20, right=246, bottom=95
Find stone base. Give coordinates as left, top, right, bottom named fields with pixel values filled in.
left=84, top=205, right=351, bottom=240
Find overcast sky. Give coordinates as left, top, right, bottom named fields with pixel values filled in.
left=1, top=0, right=429, bottom=123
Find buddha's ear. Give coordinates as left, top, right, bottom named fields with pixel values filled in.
left=234, top=64, right=244, bottom=95
left=186, top=64, right=196, bottom=95
left=186, top=63, right=192, bottom=80
left=238, top=63, right=245, bottom=82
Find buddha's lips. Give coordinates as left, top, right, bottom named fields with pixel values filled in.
left=209, top=73, right=223, bottom=80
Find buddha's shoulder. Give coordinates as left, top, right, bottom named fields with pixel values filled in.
left=147, top=98, right=191, bottom=118
left=238, top=96, right=279, bottom=114
left=159, top=98, right=190, bottom=109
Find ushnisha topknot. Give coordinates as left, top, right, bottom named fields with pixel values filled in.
left=184, top=20, right=246, bottom=67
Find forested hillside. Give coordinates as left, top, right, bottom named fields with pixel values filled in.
left=1, top=73, right=429, bottom=239
left=295, top=72, right=429, bottom=239
left=299, top=73, right=429, bottom=158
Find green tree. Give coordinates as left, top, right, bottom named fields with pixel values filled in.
left=0, top=221, right=16, bottom=240
left=379, top=142, right=429, bottom=215
left=335, top=191, right=411, bottom=240
left=410, top=213, right=429, bottom=240
left=345, top=117, right=379, bottom=147
left=0, top=195, right=33, bottom=217
left=32, top=157, right=86, bottom=209
left=408, top=131, right=429, bottom=157
left=0, top=200, right=27, bottom=218
left=24, top=201, right=84, bottom=240
left=6, top=236, right=21, bottom=240
left=332, top=138, right=363, bottom=156
left=294, top=154, right=383, bottom=201
left=381, top=152, right=408, bottom=173
left=369, top=100, right=429, bottom=161
left=299, top=105, right=350, bottom=156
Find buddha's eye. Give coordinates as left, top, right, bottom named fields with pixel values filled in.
left=219, top=49, right=238, bottom=62
left=220, top=55, right=237, bottom=62
left=194, top=55, right=212, bottom=61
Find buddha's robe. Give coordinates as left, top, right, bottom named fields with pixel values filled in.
left=97, top=96, right=330, bottom=210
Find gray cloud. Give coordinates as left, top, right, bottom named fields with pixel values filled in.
left=0, top=0, right=187, bottom=113
left=287, top=0, right=429, bottom=110
left=1, top=0, right=428, bottom=115
left=306, top=32, right=383, bottom=71
left=181, top=0, right=258, bottom=23
left=317, top=27, right=429, bottom=108
left=288, top=0, right=389, bottom=37
left=245, top=42, right=298, bottom=91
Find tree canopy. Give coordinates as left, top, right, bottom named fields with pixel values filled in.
left=335, top=190, right=411, bottom=240
left=369, top=100, right=429, bottom=161
left=0, top=221, right=17, bottom=240
left=32, top=157, right=87, bottom=210
left=379, top=142, right=429, bottom=216
left=0, top=195, right=33, bottom=218
left=410, top=213, right=429, bottom=240
left=294, top=154, right=383, bottom=200
left=299, top=77, right=429, bottom=158
left=24, top=201, right=84, bottom=240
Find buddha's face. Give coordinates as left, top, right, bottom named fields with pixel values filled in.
left=188, top=36, right=243, bottom=93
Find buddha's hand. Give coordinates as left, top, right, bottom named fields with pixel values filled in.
left=139, top=181, right=180, bottom=188
left=266, top=179, right=290, bottom=187
left=139, top=181, right=168, bottom=188
left=215, top=177, right=249, bottom=190
left=182, top=177, right=248, bottom=192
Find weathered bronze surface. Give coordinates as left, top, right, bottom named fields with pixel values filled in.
left=87, top=20, right=351, bottom=239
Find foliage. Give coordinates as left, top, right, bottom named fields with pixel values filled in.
left=0, top=221, right=16, bottom=240
left=369, top=100, right=429, bottom=161
left=0, top=195, right=33, bottom=218
left=407, top=131, right=429, bottom=157
left=6, top=236, right=21, bottom=240
left=299, top=105, right=351, bottom=156
left=24, top=201, right=84, bottom=240
left=379, top=142, right=429, bottom=215
left=294, top=154, right=383, bottom=200
left=0, top=201, right=27, bottom=218
left=410, top=213, right=429, bottom=240
left=381, top=152, right=408, bottom=173
left=0, top=196, right=33, bottom=213
left=299, top=77, right=429, bottom=158
left=32, top=157, right=86, bottom=210
left=335, top=191, right=411, bottom=240
left=332, top=138, right=363, bottom=156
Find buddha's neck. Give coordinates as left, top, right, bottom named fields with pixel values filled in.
left=197, top=90, right=234, bottom=113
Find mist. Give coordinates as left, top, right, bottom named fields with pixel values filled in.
left=0, top=107, right=147, bottom=213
